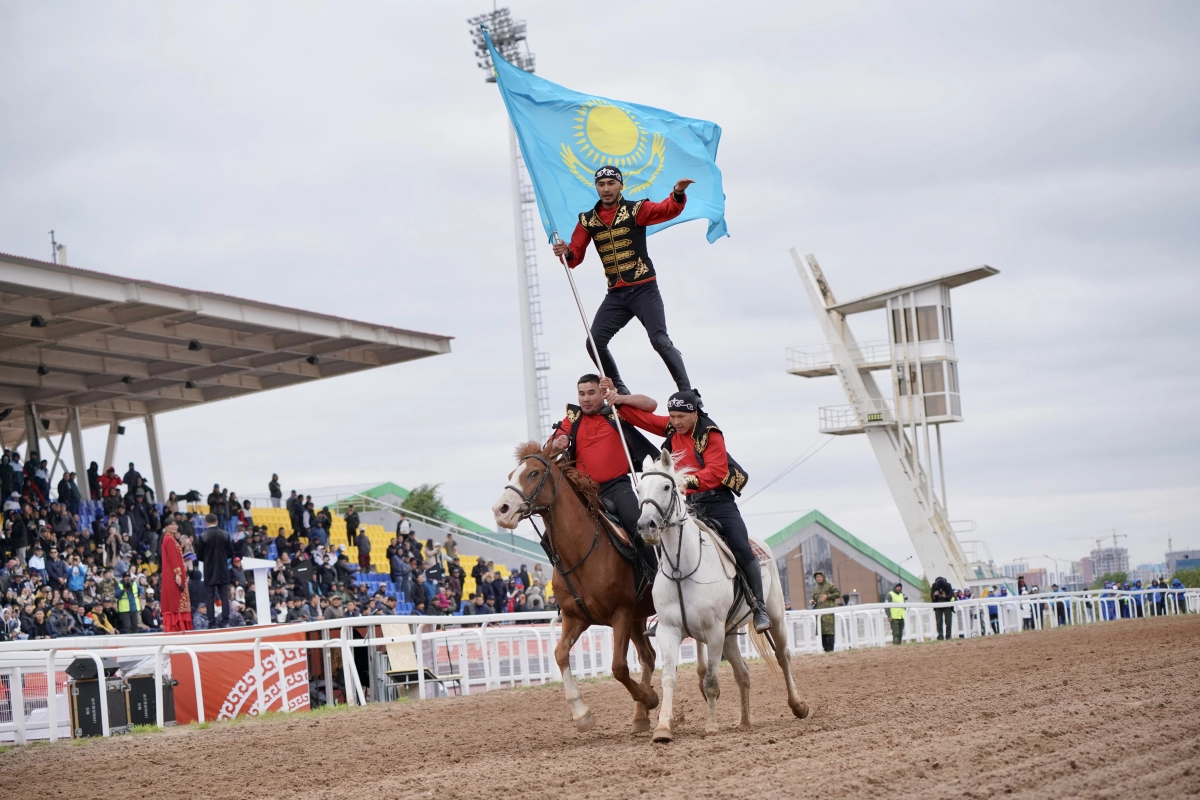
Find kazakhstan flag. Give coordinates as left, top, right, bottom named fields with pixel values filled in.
left=485, top=30, right=728, bottom=244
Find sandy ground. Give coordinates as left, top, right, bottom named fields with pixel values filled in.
left=3, top=615, right=1198, bottom=799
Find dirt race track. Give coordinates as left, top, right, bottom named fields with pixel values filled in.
left=4, top=616, right=1199, bottom=799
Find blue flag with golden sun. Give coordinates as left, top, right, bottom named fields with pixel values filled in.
left=485, top=30, right=728, bottom=244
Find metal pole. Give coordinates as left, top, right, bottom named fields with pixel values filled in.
left=24, top=402, right=40, bottom=461
left=103, top=422, right=120, bottom=471
left=68, top=407, right=88, bottom=490
left=509, top=127, right=542, bottom=443
left=553, top=245, right=639, bottom=481
left=144, top=413, right=166, bottom=500
left=936, top=423, right=948, bottom=518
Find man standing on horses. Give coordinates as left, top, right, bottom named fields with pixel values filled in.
left=551, top=166, right=696, bottom=394
left=552, top=374, right=662, bottom=542
left=604, top=383, right=769, bottom=633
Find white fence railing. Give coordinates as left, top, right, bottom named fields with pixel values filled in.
left=1, top=588, right=1194, bottom=743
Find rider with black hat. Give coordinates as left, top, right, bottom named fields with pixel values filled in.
left=552, top=166, right=696, bottom=395
left=604, top=382, right=768, bottom=632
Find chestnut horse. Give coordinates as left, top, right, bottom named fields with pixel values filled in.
left=493, top=441, right=659, bottom=733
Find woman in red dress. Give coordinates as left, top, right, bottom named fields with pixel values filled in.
left=159, top=517, right=193, bottom=632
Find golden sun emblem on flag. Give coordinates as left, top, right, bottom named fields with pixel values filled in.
left=560, top=99, right=666, bottom=196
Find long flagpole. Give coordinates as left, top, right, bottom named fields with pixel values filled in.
left=553, top=234, right=640, bottom=483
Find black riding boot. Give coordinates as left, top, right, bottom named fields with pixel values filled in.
left=743, top=563, right=771, bottom=633
left=652, top=338, right=692, bottom=392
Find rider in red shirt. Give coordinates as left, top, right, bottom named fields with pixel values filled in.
left=552, top=165, right=696, bottom=396
left=605, top=382, right=769, bottom=632
left=553, top=374, right=662, bottom=539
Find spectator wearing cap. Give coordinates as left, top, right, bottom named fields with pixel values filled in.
left=886, top=582, right=907, bottom=645
left=811, top=571, right=842, bottom=653
left=49, top=598, right=76, bottom=637
left=930, top=576, right=954, bottom=640
left=27, top=545, right=46, bottom=579
left=115, top=570, right=144, bottom=633
left=141, top=596, right=162, bottom=631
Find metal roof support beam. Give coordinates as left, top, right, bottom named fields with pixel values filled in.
left=24, top=402, right=41, bottom=462
left=43, top=428, right=68, bottom=486
left=69, top=407, right=88, bottom=491
left=103, top=422, right=120, bottom=472
left=144, top=413, right=165, bottom=499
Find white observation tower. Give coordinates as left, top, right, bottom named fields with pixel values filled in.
left=788, top=250, right=998, bottom=589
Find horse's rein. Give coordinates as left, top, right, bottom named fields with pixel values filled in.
left=506, top=452, right=600, bottom=626
left=640, top=470, right=701, bottom=584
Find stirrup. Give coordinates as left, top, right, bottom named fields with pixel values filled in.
left=752, top=607, right=771, bottom=633
left=645, top=616, right=658, bottom=637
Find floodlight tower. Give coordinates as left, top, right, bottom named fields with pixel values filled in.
left=469, top=9, right=551, bottom=441
left=787, top=250, right=998, bottom=589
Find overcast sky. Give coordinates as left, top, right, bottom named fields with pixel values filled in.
left=2, top=2, right=1197, bottom=577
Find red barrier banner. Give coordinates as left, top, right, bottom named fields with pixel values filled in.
left=170, top=628, right=310, bottom=724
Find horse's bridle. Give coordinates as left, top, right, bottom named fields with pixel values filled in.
left=639, top=469, right=704, bottom=638
left=637, top=470, right=689, bottom=533
left=504, top=453, right=559, bottom=518
left=505, top=452, right=600, bottom=625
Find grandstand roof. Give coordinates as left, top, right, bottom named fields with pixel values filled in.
left=0, top=252, right=452, bottom=442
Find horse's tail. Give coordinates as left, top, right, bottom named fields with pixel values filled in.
left=747, top=623, right=781, bottom=681
left=746, top=558, right=783, bottom=681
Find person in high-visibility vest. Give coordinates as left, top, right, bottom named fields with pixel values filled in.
left=886, top=582, right=907, bottom=645
left=115, top=572, right=144, bottom=634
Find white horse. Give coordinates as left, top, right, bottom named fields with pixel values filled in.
left=636, top=449, right=808, bottom=742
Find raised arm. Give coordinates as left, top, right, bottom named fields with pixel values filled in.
left=600, top=377, right=657, bottom=411
left=633, top=178, right=694, bottom=226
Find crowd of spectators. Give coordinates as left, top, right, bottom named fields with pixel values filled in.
left=1, top=449, right=555, bottom=641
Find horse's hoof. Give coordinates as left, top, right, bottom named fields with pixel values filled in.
left=792, top=701, right=810, bottom=720
left=736, top=721, right=752, bottom=732
left=643, top=690, right=659, bottom=711
left=704, top=724, right=720, bottom=736
left=574, top=711, right=596, bottom=733
left=631, top=716, right=651, bottom=734
left=652, top=729, right=674, bottom=744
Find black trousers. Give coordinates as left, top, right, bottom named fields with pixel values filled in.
left=599, top=476, right=639, bottom=537
left=935, top=606, right=954, bottom=639
left=821, top=634, right=835, bottom=653
left=207, top=584, right=231, bottom=628
left=688, top=488, right=764, bottom=605
left=587, top=281, right=691, bottom=392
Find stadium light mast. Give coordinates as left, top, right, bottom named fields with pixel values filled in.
left=469, top=8, right=551, bottom=442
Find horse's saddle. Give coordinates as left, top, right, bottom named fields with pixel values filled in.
left=600, top=499, right=632, bottom=548
left=597, top=498, right=657, bottom=600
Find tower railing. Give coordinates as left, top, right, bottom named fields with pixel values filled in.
left=786, top=340, right=891, bottom=373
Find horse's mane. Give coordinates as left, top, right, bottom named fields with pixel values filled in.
left=561, top=464, right=603, bottom=518
left=512, top=441, right=603, bottom=517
